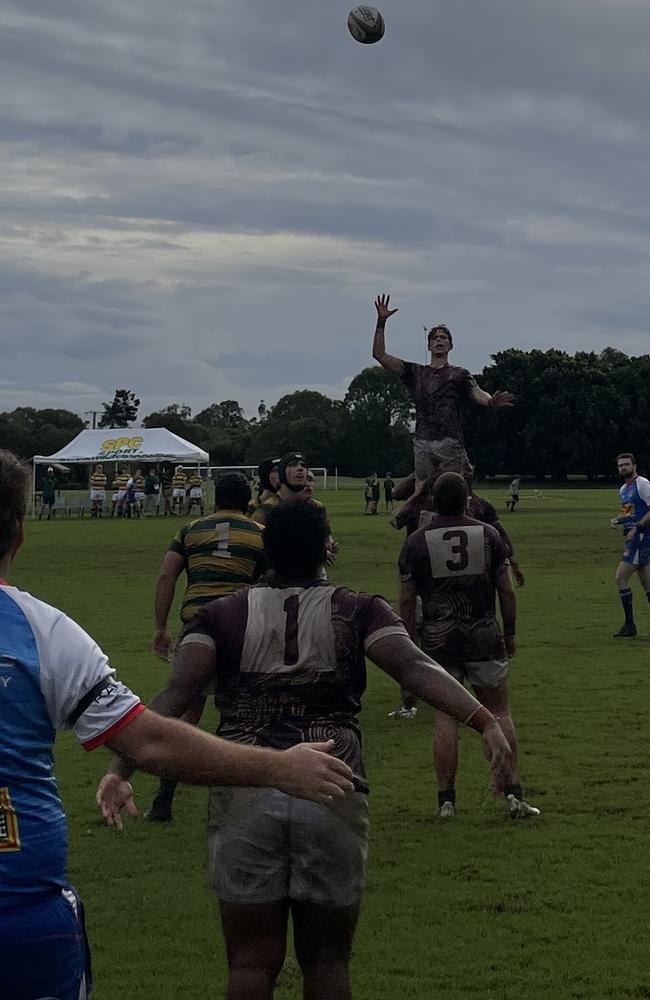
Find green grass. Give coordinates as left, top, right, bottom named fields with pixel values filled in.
left=11, top=483, right=650, bottom=999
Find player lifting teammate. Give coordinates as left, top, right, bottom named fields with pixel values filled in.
left=399, top=472, right=538, bottom=819
left=101, top=501, right=511, bottom=1000
left=610, top=453, right=650, bottom=637
left=372, top=294, right=513, bottom=482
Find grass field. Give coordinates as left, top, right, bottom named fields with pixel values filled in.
left=11, top=482, right=650, bottom=999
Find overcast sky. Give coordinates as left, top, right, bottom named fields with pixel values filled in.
left=3, top=0, right=650, bottom=422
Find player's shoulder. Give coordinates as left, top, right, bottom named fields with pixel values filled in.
left=462, top=513, right=498, bottom=535
left=331, top=584, right=392, bottom=615
left=223, top=510, right=264, bottom=533
left=0, top=585, right=96, bottom=660
left=0, top=585, right=65, bottom=634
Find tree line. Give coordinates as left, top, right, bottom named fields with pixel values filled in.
left=2, top=348, right=647, bottom=480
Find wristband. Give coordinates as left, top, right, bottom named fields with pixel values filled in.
left=463, top=705, right=494, bottom=733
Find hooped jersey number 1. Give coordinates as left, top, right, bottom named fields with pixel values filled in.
left=425, top=525, right=486, bottom=578
left=211, top=522, right=231, bottom=559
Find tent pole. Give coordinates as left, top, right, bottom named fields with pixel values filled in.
left=32, top=458, right=37, bottom=519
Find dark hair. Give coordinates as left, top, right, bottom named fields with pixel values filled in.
left=214, top=472, right=252, bottom=513
left=257, top=458, right=279, bottom=494
left=264, top=501, right=329, bottom=579
left=277, top=452, right=308, bottom=487
left=427, top=324, right=453, bottom=349
left=0, top=450, right=28, bottom=560
left=617, top=453, right=636, bottom=464
left=433, top=472, right=468, bottom=516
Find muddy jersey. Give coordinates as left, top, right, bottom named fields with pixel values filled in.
left=467, top=494, right=513, bottom=559
left=401, top=362, right=478, bottom=444
left=183, top=583, right=409, bottom=792
left=399, top=514, right=507, bottom=663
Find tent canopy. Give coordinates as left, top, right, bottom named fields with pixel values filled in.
left=33, top=428, right=209, bottom=465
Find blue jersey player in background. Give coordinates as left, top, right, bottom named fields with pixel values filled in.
left=610, top=453, right=650, bottom=638
left=0, top=450, right=354, bottom=1000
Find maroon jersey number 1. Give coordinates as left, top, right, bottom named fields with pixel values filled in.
left=283, top=594, right=299, bottom=666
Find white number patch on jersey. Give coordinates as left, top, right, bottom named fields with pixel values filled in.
left=241, top=587, right=337, bottom=675
left=211, top=522, right=231, bottom=558
left=425, top=525, right=485, bottom=578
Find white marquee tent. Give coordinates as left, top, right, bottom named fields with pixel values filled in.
left=32, top=428, right=209, bottom=512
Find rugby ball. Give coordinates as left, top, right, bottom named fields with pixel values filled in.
left=347, top=6, right=385, bottom=44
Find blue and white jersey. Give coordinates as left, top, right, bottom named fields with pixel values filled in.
left=0, top=584, right=143, bottom=913
left=618, top=476, right=650, bottom=532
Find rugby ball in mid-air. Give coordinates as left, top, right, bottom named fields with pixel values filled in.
left=347, top=6, right=385, bottom=44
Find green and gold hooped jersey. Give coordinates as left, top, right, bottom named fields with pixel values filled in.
left=170, top=510, right=265, bottom=622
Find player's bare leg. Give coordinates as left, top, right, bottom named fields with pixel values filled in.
left=432, top=708, right=459, bottom=816
left=473, top=680, right=539, bottom=818
left=220, top=900, right=289, bottom=1000
left=614, top=560, right=637, bottom=637
left=292, top=900, right=360, bottom=1000
left=638, top=565, right=650, bottom=621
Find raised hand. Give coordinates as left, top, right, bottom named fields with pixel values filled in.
left=375, top=293, right=398, bottom=323
left=492, top=390, right=514, bottom=408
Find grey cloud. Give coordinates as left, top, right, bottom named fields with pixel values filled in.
left=3, top=0, right=650, bottom=421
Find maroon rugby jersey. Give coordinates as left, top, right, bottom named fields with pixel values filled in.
left=400, top=492, right=514, bottom=561
left=399, top=514, right=507, bottom=664
left=401, top=362, right=478, bottom=443
left=186, top=582, right=408, bottom=791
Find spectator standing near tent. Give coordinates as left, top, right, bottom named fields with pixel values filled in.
left=89, top=464, right=107, bottom=519
left=171, top=466, right=187, bottom=516
left=143, top=468, right=160, bottom=516
left=39, top=467, right=57, bottom=521
left=160, top=463, right=174, bottom=516
left=186, top=472, right=205, bottom=516
left=383, top=474, right=395, bottom=513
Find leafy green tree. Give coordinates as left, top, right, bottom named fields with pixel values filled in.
left=0, top=407, right=84, bottom=458
left=98, top=389, right=140, bottom=428
left=195, top=400, right=246, bottom=429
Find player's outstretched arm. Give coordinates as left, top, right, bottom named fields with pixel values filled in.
left=110, top=715, right=354, bottom=795
left=97, top=716, right=354, bottom=827
left=97, top=638, right=355, bottom=826
left=469, top=384, right=515, bottom=408
left=368, top=633, right=512, bottom=792
left=372, top=293, right=404, bottom=374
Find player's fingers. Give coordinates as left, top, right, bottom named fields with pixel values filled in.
left=308, top=740, right=336, bottom=753
left=322, top=756, right=354, bottom=779
left=126, top=798, right=139, bottom=818
left=315, top=781, right=348, bottom=802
